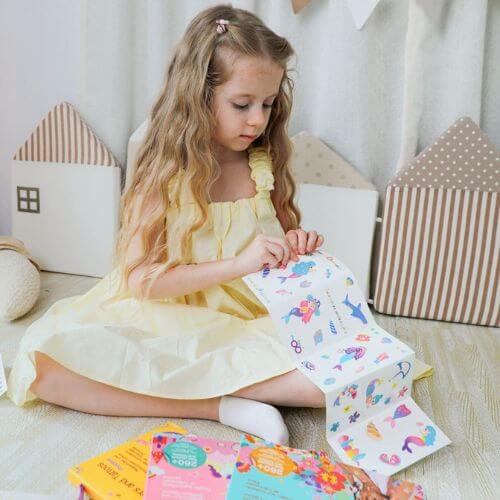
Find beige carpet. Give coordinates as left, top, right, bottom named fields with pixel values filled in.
left=0, top=272, right=498, bottom=499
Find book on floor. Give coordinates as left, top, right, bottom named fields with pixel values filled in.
left=68, top=421, right=187, bottom=499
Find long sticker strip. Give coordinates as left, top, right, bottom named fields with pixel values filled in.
left=242, top=250, right=450, bottom=475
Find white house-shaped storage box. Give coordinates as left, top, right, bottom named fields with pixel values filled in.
left=11, top=102, right=122, bottom=278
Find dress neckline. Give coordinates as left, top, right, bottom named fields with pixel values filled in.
left=209, top=146, right=264, bottom=206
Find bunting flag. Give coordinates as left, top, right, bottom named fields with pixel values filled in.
left=291, top=0, right=383, bottom=31
left=291, top=0, right=311, bottom=14
left=345, top=0, right=382, bottom=29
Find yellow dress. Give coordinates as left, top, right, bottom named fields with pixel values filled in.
left=7, top=146, right=296, bottom=406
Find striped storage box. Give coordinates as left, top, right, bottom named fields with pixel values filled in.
left=374, top=117, right=499, bottom=326
left=11, top=102, right=122, bottom=277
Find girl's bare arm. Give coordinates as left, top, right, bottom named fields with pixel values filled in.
left=125, top=192, right=247, bottom=300
left=128, top=257, right=243, bottom=300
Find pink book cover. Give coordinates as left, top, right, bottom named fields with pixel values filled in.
left=144, top=432, right=240, bottom=499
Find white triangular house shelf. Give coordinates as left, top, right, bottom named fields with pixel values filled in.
left=126, top=123, right=378, bottom=300
left=11, top=102, right=122, bottom=278
left=374, top=116, right=499, bottom=326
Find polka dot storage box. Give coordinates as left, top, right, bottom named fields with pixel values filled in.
left=374, top=116, right=499, bottom=326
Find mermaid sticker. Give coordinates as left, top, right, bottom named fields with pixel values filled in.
left=277, top=261, right=316, bottom=284
left=333, top=346, right=366, bottom=371
left=365, top=378, right=384, bottom=407
left=281, top=294, right=321, bottom=324
left=402, top=424, right=437, bottom=453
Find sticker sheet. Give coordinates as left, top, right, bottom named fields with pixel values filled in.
left=242, top=250, right=450, bottom=474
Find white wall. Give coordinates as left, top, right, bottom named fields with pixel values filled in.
left=0, top=0, right=80, bottom=235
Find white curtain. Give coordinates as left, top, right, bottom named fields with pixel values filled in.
left=76, top=0, right=499, bottom=194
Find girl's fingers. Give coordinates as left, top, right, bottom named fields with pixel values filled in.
left=296, top=230, right=308, bottom=254
left=266, top=236, right=293, bottom=266
left=263, top=253, right=279, bottom=268
left=286, top=231, right=299, bottom=252
left=316, top=234, right=324, bottom=248
left=306, top=230, right=318, bottom=252
left=265, top=241, right=285, bottom=267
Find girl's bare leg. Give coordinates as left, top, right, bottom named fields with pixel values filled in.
left=31, top=351, right=220, bottom=419
left=232, top=369, right=325, bottom=408
left=30, top=352, right=324, bottom=418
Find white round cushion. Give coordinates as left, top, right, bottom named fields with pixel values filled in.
left=0, top=250, right=41, bottom=321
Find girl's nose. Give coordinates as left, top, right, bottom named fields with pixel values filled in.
left=247, top=106, right=266, bottom=129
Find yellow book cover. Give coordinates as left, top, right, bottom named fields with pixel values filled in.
left=68, top=421, right=188, bottom=499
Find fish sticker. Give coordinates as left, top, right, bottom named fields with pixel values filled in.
left=402, top=424, right=437, bottom=453
left=275, top=289, right=293, bottom=296
left=330, top=421, right=340, bottom=432
left=326, top=269, right=332, bottom=278
left=300, top=280, right=312, bottom=288
left=323, top=377, right=336, bottom=385
left=278, top=261, right=316, bottom=284
left=384, top=404, right=412, bottom=428
left=333, top=347, right=366, bottom=371
left=262, top=266, right=270, bottom=278
left=342, top=294, right=368, bottom=324
left=282, top=294, right=321, bottom=324
left=345, top=277, right=354, bottom=286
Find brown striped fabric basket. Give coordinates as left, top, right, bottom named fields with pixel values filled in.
left=374, top=117, right=499, bottom=326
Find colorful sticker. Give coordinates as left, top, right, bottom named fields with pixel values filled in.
left=342, top=294, right=368, bottom=324
left=333, top=346, right=366, bottom=371
left=365, top=379, right=384, bottom=407
left=384, top=404, right=412, bottom=428
left=277, top=261, right=316, bottom=284
left=390, top=361, right=412, bottom=380
left=379, top=453, right=401, bottom=466
left=402, top=424, right=437, bottom=453
left=366, top=422, right=382, bottom=440
left=281, top=294, right=321, bottom=324
left=338, top=435, right=366, bottom=464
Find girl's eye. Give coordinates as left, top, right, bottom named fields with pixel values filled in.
left=232, top=103, right=274, bottom=110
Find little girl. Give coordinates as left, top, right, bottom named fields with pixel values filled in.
left=8, top=4, right=326, bottom=444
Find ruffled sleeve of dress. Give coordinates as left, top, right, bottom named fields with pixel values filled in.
left=248, top=146, right=275, bottom=198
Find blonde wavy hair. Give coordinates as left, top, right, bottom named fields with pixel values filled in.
left=106, top=3, right=301, bottom=304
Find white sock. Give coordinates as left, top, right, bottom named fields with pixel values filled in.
left=218, top=395, right=289, bottom=445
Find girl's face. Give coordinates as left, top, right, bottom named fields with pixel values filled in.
left=212, top=55, right=284, bottom=156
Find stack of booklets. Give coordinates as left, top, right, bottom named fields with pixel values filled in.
left=68, top=421, right=425, bottom=499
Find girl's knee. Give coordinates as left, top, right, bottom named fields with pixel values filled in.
left=30, top=351, right=62, bottom=401
left=292, top=369, right=325, bottom=407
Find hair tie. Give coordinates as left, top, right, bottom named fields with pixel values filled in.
left=215, top=19, right=229, bottom=34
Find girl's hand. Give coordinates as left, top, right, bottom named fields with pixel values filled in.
left=234, top=234, right=299, bottom=276
left=285, top=228, right=324, bottom=256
